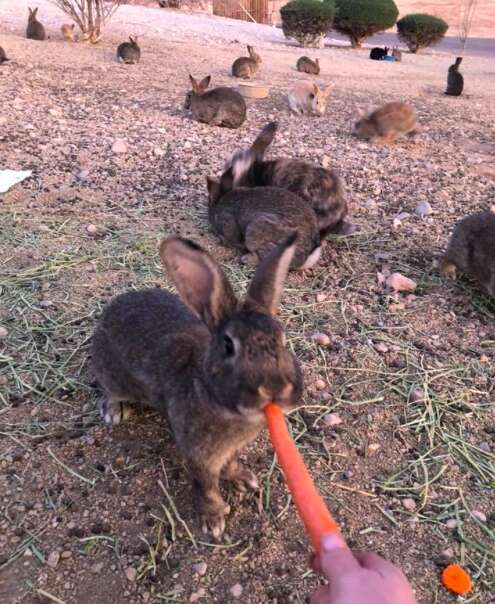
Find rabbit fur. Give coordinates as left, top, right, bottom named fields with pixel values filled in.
left=288, top=81, right=331, bottom=116
left=225, top=122, right=351, bottom=238
left=117, top=36, right=141, bottom=64
left=92, top=236, right=303, bottom=537
left=0, top=46, right=10, bottom=64
left=297, top=56, right=320, bottom=75
left=207, top=166, right=322, bottom=270
left=354, top=102, right=417, bottom=144
left=61, top=23, right=77, bottom=42
left=232, top=45, right=262, bottom=79
left=391, top=47, right=402, bottom=62
left=369, top=47, right=389, bottom=60
left=185, top=75, right=246, bottom=129
left=26, top=7, right=46, bottom=41
left=445, top=57, right=464, bottom=96
left=440, top=208, right=495, bottom=297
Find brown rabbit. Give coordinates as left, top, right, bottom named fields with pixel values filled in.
left=232, top=45, right=262, bottom=79
left=61, top=23, right=76, bottom=42
left=92, top=236, right=303, bottom=537
left=439, top=208, right=495, bottom=297
left=207, top=167, right=321, bottom=270
left=0, top=46, right=10, bottom=64
left=117, top=36, right=140, bottom=64
left=354, top=102, right=417, bottom=144
left=225, top=122, right=351, bottom=238
left=185, top=75, right=246, bottom=129
left=26, top=7, right=46, bottom=41
left=297, top=56, right=320, bottom=75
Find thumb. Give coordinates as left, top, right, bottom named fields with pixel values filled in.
left=318, top=533, right=360, bottom=582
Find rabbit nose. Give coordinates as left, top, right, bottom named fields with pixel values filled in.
left=258, top=383, right=293, bottom=403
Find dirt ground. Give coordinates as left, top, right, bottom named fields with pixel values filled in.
left=1, top=2, right=495, bottom=604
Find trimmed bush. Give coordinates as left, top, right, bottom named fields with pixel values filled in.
left=397, top=13, right=449, bottom=53
left=334, top=0, right=398, bottom=48
left=281, top=0, right=336, bottom=48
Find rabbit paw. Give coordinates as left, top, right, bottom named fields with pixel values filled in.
left=240, top=253, right=258, bottom=267
left=224, top=461, right=259, bottom=492
left=201, top=503, right=231, bottom=539
left=99, top=397, right=132, bottom=426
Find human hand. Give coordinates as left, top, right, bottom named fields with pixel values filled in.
left=310, top=533, right=418, bottom=604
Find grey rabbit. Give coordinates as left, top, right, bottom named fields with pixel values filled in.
left=207, top=166, right=322, bottom=270
left=439, top=208, right=495, bottom=297
left=0, top=46, right=10, bottom=64
left=185, top=75, right=246, bottom=129
left=225, top=122, right=351, bottom=238
left=26, top=7, right=46, bottom=41
left=117, top=36, right=140, bottom=64
left=92, top=236, right=303, bottom=537
left=445, top=57, right=464, bottom=96
left=297, top=56, right=320, bottom=75
left=232, top=45, right=262, bottom=79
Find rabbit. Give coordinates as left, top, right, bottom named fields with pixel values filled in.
left=354, top=102, right=417, bottom=144
left=92, top=235, right=303, bottom=537
left=391, top=47, right=402, bottom=62
left=224, top=122, right=351, bottom=238
left=207, top=166, right=322, bottom=270
left=26, top=7, right=46, bottom=41
left=185, top=75, right=246, bottom=129
left=369, top=46, right=388, bottom=60
left=439, top=208, right=495, bottom=297
left=297, top=56, right=320, bottom=75
left=232, top=45, right=262, bottom=79
left=445, top=57, right=464, bottom=96
left=117, top=36, right=140, bottom=64
left=0, top=46, right=10, bottom=64
left=288, top=81, right=331, bottom=116
left=61, top=23, right=76, bottom=42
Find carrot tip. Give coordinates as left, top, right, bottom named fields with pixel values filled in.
left=441, top=564, right=473, bottom=595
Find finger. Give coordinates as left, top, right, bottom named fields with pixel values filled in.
left=309, top=587, right=329, bottom=604
left=319, top=533, right=360, bottom=581
left=354, top=551, right=403, bottom=579
left=309, top=552, right=321, bottom=575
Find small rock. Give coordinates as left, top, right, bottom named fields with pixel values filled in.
left=189, top=588, right=206, bottom=602
left=86, top=224, right=99, bottom=235
left=445, top=518, right=458, bottom=529
left=125, top=566, right=137, bottom=582
left=39, top=300, right=53, bottom=308
left=315, top=293, right=327, bottom=302
left=314, top=379, right=326, bottom=391
left=47, top=551, right=60, bottom=569
left=441, top=547, right=454, bottom=559
left=49, top=108, right=61, bottom=116
left=368, top=443, right=380, bottom=453
left=184, top=141, right=192, bottom=149
left=91, top=562, right=104, bottom=574
left=192, top=561, right=207, bottom=576
left=321, top=155, right=331, bottom=168
left=230, top=584, right=243, bottom=599
left=312, top=332, right=331, bottom=347
left=154, top=147, right=165, bottom=157
left=409, top=389, right=424, bottom=403
left=0, top=376, right=7, bottom=386
left=402, top=498, right=416, bottom=511
left=78, top=169, right=89, bottom=179
left=374, top=342, right=389, bottom=353
left=61, top=550, right=72, bottom=559
left=415, top=201, right=433, bottom=218
left=479, top=441, right=491, bottom=453
left=324, top=413, right=342, bottom=427
left=0, top=326, right=8, bottom=339
left=480, top=354, right=489, bottom=364
left=472, top=510, right=487, bottom=523
left=386, top=273, right=417, bottom=293
left=112, top=139, right=127, bottom=154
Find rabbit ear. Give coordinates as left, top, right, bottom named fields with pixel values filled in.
left=244, top=233, right=297, bottom=317
left=247, top=45, right=254, bottom=55
left=199, top=75, right=211, bottom=90
left=206, top=176, right=222, bottom=203
left=160, top=237, right=237, bottom=331
left=189, top=74, right=200, bottom=93
left=251, top=122, right=277, bottom=159
left=312, top=83, right=320, bottom=95
left=71, top=23, right=75, bottom=30
left=33, top=7, right=38, bottom=16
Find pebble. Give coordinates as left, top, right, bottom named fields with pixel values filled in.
left=472, top=510, right=487, bottom=522
left=409, top=389, right=424, bottom=403
left=0, top=376, right=7, bottom=386
left=315, top=293, right=327, bottom=302
left=479, top=441, right=491, bottom=453
left=415, top=201, right=433, bottom=217
left=314, top=379, right=326, bottom=391
left=441, top=547, right=454, bottom=559
left=230, top=584, right=243, bottom=599
left=86, top=224, right=99, bottom=235
left=386, top=273, right=417, bottom=292
left=39, top=300, right=53, bottom=308
left=192, top=561, right=207, bottom=576
left=189, top=588, right=206, bottom=602
left=78, top=169, right=89, bottom=179
left=47, top=551, right=60, bottom=569
left=154, top=147, right=165, bottom=157
left=61, top=550, right=72, bottom=559
left=368, top=443, right=380, bottom=453
left=374, top=342, right=389, bottom=353
left=91, top=562, right=104, bottom=574
left=402, top=498, right=416, bottom=511
left=0, top=326, right=8, bottom=339
left=112, top=139, right=128, bottom=154
left=446, top=518, right=458, bottom=529
left=312, top=332, right=331, bottom=347
left=125, top=566, right=137, bottom=582
left=324, top=413, right=342, bottom=427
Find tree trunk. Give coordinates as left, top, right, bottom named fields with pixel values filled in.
left=350, top=36, right=362, bottom=48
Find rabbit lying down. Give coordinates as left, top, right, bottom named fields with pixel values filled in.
left=354, top=102, right=417, bottom=144
left=92, top=236, right=303, bottom=537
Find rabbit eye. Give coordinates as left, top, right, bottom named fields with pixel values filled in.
left=309, top=93, right=315, bottom=99
left=223, top=335, right=235, bottom=357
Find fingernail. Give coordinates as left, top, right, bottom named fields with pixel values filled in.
left=321, top=533, right=346, bottom=552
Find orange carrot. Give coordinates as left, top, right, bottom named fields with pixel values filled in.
left=441, top=564, right=473, bottom=595
left=264, top=403, right=341, bottom=552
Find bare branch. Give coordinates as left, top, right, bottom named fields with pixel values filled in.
left=48, top=0, right=121, bottom=37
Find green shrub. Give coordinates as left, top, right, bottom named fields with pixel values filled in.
left=334, top=0, right=398, bottom=48
left=281, top=0, right=336, bottom=48
left=397, top=13, right=448, bottom=53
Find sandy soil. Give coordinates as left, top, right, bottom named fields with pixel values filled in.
left=1, top=2, right=495, bottom=604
